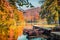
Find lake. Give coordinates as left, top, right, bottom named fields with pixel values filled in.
left=17, top=34, right=47, bottom=40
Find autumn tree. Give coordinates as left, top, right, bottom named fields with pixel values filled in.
left=0, top=0, right=30, bottom=40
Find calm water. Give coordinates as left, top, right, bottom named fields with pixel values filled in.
left=17, top=35, right=47, bottom=40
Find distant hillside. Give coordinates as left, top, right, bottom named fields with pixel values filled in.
left=23, top=7, right=41, bottom=22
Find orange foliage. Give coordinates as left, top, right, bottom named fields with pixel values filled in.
left=0, top=0, right=25, bottom=40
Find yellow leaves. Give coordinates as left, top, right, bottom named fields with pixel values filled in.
left=13, top=9, right=26, bottom=36
left=2, top=31, right=5, bottom=36
left=0, top=0, right=26, bottom=40
left=17, top=11, right=24, bottom=21
left=9, top=25, right=16, bottom=30
left=16, top=26, right=24, bottom=36
left=8, top=19, right=16, bottom=25
left=0, top=11, right=3, bottom=14
left=14, top=9, right=24, bottom=22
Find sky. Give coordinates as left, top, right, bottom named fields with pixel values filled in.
left=16, top=0, right=43, bottom=10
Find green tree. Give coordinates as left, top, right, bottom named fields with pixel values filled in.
left=8, top=0, right=34, bottom=8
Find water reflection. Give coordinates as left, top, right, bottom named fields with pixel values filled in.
left=17, top=35, right=28, bottom=40
left=17, top=34, right=47, bottom=40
